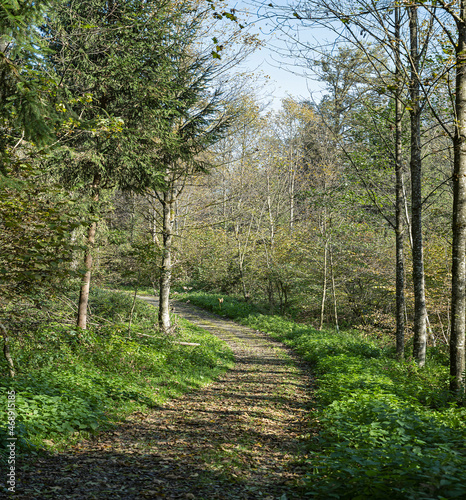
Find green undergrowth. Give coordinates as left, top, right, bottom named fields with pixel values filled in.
left=178, top=291, right=466, bottom=499
left=0, top=289, right=233, bottom=461
left=174, top=290, right=269, bottom=318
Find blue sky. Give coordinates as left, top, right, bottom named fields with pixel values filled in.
left=232, top=1, right=331, bottom=108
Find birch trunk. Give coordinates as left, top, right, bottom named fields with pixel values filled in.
left=289, top=165, right=295, bottom=232
left=77, top=173, right=100, bottom=330
left=450, top=6, right=466, bottom=392
left=409, top=7, right=427, bottom=366
left=319, top=239, right=328, bottom=331
left=395, top=5, right=406, bottom=358
left=158, top=189, right=173, bottom=333
left=329, top=245, right=339, bottom=333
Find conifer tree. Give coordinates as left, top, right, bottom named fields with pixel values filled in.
left=0, top=0, right=55, bottom=168
left=45, top=0, right=235, bottom=329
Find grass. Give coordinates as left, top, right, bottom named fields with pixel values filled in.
left=177, top=290, right=466, bottom=500
left=0, top=288, right=233, bottom=460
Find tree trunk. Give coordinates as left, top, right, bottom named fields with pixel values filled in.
left=395, top=5, right=405, bottom=358
left=266, top=169, right=275, bottom=246
left=234, top=216, right=253, bottom=302
left=409, top=6, right=427, bottom=366
left=319, top=239, right=328, bottom=331
left=450, top=8, right=466, bottom=393
left=0, top=322, right=15, bottom=378
left=149, top=190, right=161, bottom=248
left=127, top=271, right=140, bottom=337
left=238, top=255, right=249, bottom=301
left=329, top=244, right=339, bottom=333
left=77, top=173, right=100, bottom=330
left=289, top=161, right=295, bottom=232
left=158, top=189, right=173, bottom=333
left=265, top=169, right=275, bottom=312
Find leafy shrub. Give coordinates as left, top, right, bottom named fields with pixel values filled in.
left=308, top=396, right=466, bottom=499
left=285, top=332, right=466, bottom=498
left=0, top=289, right=233, bottom=452
left=177, top=291, right=267, bottom=319
left=181, top=291, right=466, bottom=499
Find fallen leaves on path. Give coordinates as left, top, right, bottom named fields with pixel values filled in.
left=16, top=301, right=315, bottom=499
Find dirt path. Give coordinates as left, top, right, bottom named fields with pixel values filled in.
left=16, top=298, right=313, bottom=499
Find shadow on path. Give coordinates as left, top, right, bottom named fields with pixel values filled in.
left=16, top=297, right=314, bottom=499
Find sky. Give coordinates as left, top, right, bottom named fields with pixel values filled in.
left=239, top=40, right=319, bottom=107
left=232, top=1, right=333, bottom=109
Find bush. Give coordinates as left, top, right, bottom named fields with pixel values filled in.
left=180, top=291, right=466, bottom=499
left=0, top=289, right=233, bottom=453
left=286, top=331, right=466, bottom=499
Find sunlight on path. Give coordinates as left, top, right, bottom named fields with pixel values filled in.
left=17, top=297, right=314, bottom=500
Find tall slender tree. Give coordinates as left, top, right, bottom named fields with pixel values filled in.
left=450, top=4, right=466, bottom=392
left=153, top=52, right=248, bottom=332
left=408, top=5, right=428, bottom=366
left=429, top=0, right=466, bottom=392
left=394, top=4, right=406, bottom=358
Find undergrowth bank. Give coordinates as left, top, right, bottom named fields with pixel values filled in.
left=0, top=289, right=233, bottom=463
left=179, top=291, right=466, bottom=500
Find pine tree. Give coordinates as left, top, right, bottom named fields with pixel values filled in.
left=0, top=0, right=55, bottom=168
left=45, top=0, right=232, bottom=329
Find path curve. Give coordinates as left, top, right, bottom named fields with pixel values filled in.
left=16, top=298, right=313, bottom=499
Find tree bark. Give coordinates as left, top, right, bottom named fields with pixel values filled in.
left=395, top=5, right=405, bottom=358
left=238, top=249, right=249, bottom=301
left=158, top=188, right=174, bottom=334
left=266, top=169, right=275, bottom=246
left=265, top=169, right=275, bottom=312
left=77, top=173, right=100, bottom=330
left=450, top=6, right=466, bottom=393
left=127, top=271, right=140, bottom=337
left=409, top=6, right=427, bottom=366
left=319, top=238, right=328, bottom=331
left=289, top=154, right=295, bottom=232
left=329, top=244, right=339, bottom=333
left=0, top=322, right=15, bottom=378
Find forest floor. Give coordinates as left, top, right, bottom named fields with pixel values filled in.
left=15, top=298, right=315, bottom=499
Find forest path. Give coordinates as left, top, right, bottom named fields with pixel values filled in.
left=17, top=297, right=314, bottom=499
